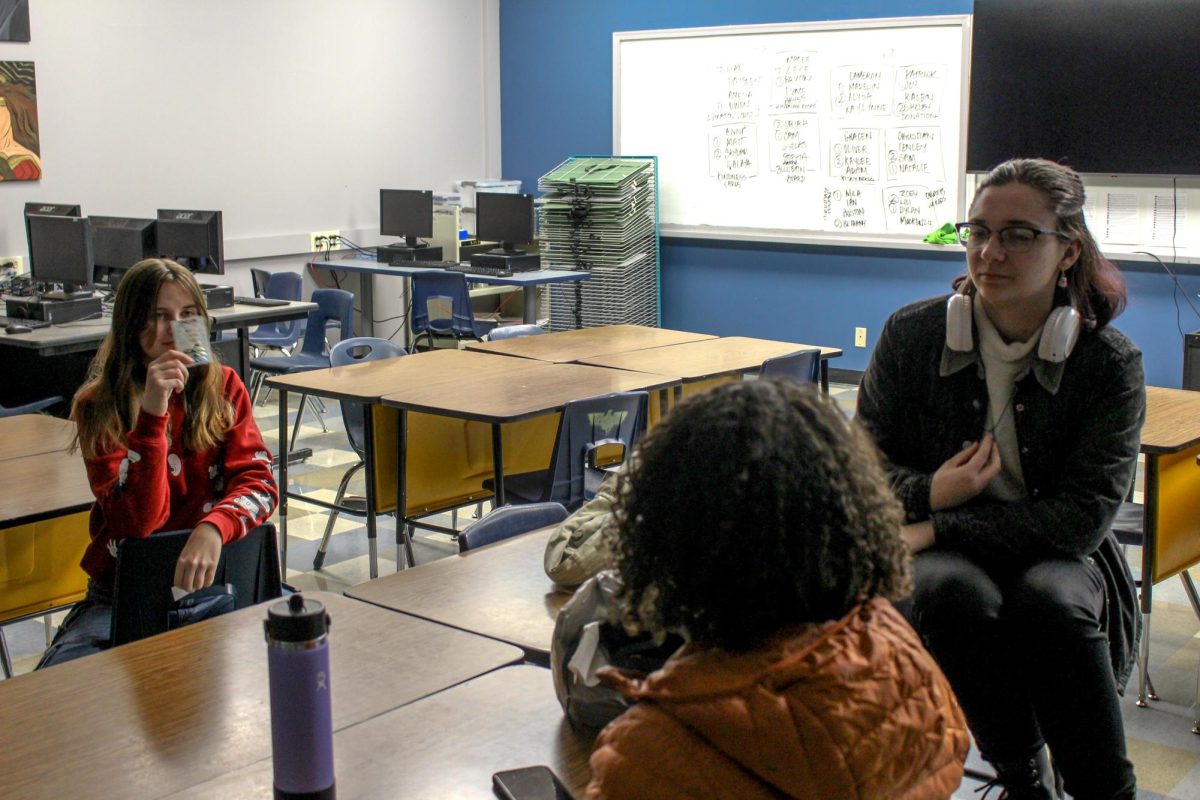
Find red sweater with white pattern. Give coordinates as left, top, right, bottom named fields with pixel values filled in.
left=77, top=366, right=278, bottom=590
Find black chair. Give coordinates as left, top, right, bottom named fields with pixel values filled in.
left=760, top=348, right=821, bottom=384
left=458, top=502, right=568, bottom=553
left=110, top=523, right=283, bottom=646
left=486, top=391, right=648, bottom=513
left=250, top=268, right=272, bottom=298
left=410, top=271, right=497, bottom=351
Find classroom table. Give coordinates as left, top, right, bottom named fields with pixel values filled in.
left=465, top=322, right=717, bottom=363
left=0, top=592, right=523, bottom=799
left=379, top=359, right=679, bottom=543
left=267, top=349, right=563, bottom=577
left=167, top=665, right=594, bottom=800
left=577, top=334, right=844, bottom=393
left=0, top=413, right=75, bottom=460
left=0, top=447, right=92, bottom=528
left=348, top=525, right=569, bottom=662
left=312, top=258, right=590, bottom=331
left=1132, top=386, right=1200, bottom=707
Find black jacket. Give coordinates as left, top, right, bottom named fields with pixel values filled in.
left=856, top=295, right=1145, bottom=688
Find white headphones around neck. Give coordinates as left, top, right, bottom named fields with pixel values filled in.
left=945, top=290, right=1081, bottom=363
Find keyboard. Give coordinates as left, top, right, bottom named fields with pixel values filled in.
left=0, top=315, right=51, bottom=330
left=234, top=296, right=291, bottom=307
left=402, top=260, right=516, bottom=279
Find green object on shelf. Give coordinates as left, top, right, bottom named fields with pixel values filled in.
left=924, top=222, right=958, bottom=245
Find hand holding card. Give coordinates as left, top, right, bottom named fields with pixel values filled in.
left=171, top=316, right=213, bottom=367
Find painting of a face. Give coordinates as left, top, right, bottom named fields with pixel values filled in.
left=0, top=60, right=39, bottom=181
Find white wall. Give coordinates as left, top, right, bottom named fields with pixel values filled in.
left=0, top=0, right=502, bottom=303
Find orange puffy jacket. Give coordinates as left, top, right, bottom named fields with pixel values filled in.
left=587, top=598, right=968, bottom=799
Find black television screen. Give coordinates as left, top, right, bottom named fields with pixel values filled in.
left=379, top=189, right=433, bottom=246
left=968, top=0, right=1200, bottom=175
left=91, top=216, right=157, bottom=274
left=28, top=215, right=94, bottom=295
left=156, top=209, right=224, bottom=274
left=476, top=192, right=534, bottom=252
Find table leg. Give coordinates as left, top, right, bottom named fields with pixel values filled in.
left=395, top=409, right=414, bottom=569
left=659, top=389, right=669, bottom=419
left=363, top=404, right=378, bottom=580
left=360, top=271, right=375, bottom=337
left=237, top=326, right=252, bottom=384
left=277, top=388, right=290, bottom=575
left=820, top=359, right=829, bottom=394
left=522, top=287, right=537, bottom=324
left=1137, top=460, right=1159, bottom=707
left=492, top=423, right=506, bottom=506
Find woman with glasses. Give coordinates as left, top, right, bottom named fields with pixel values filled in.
left=856, top=158, right=1142, bottom=799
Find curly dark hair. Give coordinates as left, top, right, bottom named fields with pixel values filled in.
left=612, top=379, right=911, bottom=650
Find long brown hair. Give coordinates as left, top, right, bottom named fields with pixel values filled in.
left=72, top=259, right=230, bottom=458
left=955, top=158, right=1127, bottom=329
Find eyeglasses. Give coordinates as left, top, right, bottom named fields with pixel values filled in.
left=954, top=222, right=1071, bottom=253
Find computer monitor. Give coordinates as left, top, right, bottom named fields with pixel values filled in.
left=476, top=192, right=535, bottom=254
left=24, top=202, right=82, bottom=270
left=28, top=214, right=94, bottom=300
left=155, top=209, right=224, bottom=274
left=91, top=216, right=157, bottom=285
left=379, top=189, right=434, bottom=248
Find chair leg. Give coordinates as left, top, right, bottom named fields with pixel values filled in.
left=397, top=523, right=415, bottom=570
left=306, top=396, right=327, bottom=434
left=44, top=615, right=52, bottom=647
left=1180, top=570, right=1200, bottom=622
left=0, top=626, right=13, bottom=678
left=313, top=462, right=364, bottom=570
left=1137, top=609, right=1157, bottom=706
left=290, top=392, right=310, bottom=452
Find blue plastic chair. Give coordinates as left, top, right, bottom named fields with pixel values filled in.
left=247, top=271, right=305, bottom=352
left=760, top=348, right=821, bottom=384
left=458, top=502, right=568, bottom=554
left=0, top=396, right=64, bottom=417
left=486, top=391, right=649, bottom=513
left=249, top=288, right=355, bottom=448
left=487, top=324, right=545, bottom=341
left=312, top=337, right=406, bottom=575
left=410, top=271, right=497, bottom=351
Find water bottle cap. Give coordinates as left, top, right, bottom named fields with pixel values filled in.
left=265, top=594, right=330, bottom=642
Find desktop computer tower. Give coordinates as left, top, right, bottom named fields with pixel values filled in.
left=1185, top=331, right=1200, bottom=391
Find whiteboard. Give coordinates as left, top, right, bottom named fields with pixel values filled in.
left=614, top=16, right=971, bottom=247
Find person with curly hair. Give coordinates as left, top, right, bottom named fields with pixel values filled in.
left=586, top=379, right=968, bottom=799
left=857, top=158, right=1143, bottom=798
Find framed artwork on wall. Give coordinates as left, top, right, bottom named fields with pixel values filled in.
left=0, top=61, right=39, bottom=181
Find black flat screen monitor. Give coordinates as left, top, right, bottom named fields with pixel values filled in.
left=156, top=209, right=224, bottom=274
left=91, top=216, right=157, bottom=283
left=24, top=202, right=82, bottom=270
left=968, top=0, right=1200, bottom=175
left=476, top=192, right=535, bottom=253
left=28, top=215, right=94, bottom=298
left=379, top=189, right=433, bottom=247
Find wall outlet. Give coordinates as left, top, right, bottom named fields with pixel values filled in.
left=0, top=255, right=24, bottom=273
left=309, top=230, right=340, bottom=251
left=854, top=326, right=867, bottom=348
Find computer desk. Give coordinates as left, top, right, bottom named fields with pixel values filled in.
left=578, top=335, right=844, bottom=395
left=309, top=258, right=590, bottom=331
left=0, top=299, right=317, bottom=390
left=168, top=665, right=593, bottom=800
left=0, top=592, right=525, bottom=798
left=348, top=525, right=569, bottom=663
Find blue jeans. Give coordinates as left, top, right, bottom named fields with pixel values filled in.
left=35, top=582, right=113, bottom=670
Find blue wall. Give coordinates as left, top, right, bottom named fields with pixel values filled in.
left=499, top=0, right=1200, bottom=387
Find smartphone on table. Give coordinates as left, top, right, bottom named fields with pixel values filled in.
left=492, top=765, right=574, bottom=800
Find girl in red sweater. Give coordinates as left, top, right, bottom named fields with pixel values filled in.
left=37, top=258, right=277, bottom=668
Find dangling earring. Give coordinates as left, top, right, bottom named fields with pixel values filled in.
left=1057, top=271, right=1069, bottom=289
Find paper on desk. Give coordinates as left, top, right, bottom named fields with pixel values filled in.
left=567, top=620, right=606, bottom=687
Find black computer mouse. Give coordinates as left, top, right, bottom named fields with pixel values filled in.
left=5, top=324, right=32, bottom=334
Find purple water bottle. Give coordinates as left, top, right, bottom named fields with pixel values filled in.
left=265, top=594, right=335, bottom=800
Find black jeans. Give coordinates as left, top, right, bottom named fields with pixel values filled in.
left=899, top=549, right=1136, bottom=799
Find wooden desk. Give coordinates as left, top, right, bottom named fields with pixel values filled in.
left=579, top=335, right=843, bottom=393
left=1132, top=386, right=1200, bottom=706
left=266, top=350, right=571, bottom=577
left=0, top=414, right=75, bottom=460
left=0, top=448, right=92, bottom=528
left=465, top=323, right=716, bottom=363
left=348, top=526, right=569, bottom=661
left=380, top=360, right=679, bottom=521
left=0, top=592, right=523, bottom=799
left=169, top=665, right=594, bottom=800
